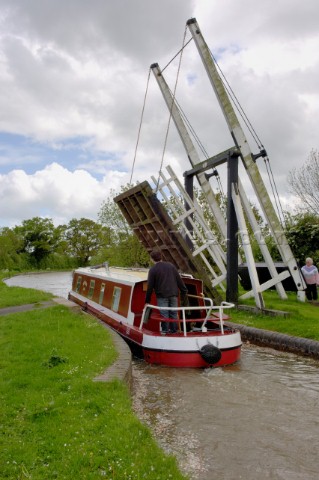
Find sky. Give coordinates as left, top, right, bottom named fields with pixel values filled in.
left=0, top=0, right=318, bottom=228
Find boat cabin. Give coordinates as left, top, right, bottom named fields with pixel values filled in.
left=71, top=266, right=209, bottom=333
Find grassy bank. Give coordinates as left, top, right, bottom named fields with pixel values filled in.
left=0, top=272, right=54, bottom=308
left=1, top=274, right=318, bottom=479
left=231, top=290, right=319, bottom=341
left=0, top=279, right=188, bottom=480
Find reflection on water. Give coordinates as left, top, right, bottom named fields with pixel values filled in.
left=6, top=273, right=319, bottom=480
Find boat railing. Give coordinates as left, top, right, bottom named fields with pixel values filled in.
left=139, top=296, right=235, bottom=336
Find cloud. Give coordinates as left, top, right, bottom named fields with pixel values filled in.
left=0, top=162, right=128, bottom=227
left=0, top=0, right=318, bottom=227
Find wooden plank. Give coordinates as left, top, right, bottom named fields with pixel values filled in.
left=114, top=181, right=222, bottom=302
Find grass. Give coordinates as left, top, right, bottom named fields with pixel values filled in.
left=0, top=273, right=53, bottom=308
left=1, top=272, right=317, bottom=479
left=231, top=289, right=319, bottom=341
left=0, top=280, right=188, bottom=480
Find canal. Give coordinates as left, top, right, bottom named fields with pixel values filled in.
left=5, top=272, right=319, bottom=480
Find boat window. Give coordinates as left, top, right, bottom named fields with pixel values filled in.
left=99, top=283, right=106, bottom=304
left=76, top=276, right=82, bottom=292
left=111, top=286, right=121, bottom=312
left=88, top=280, right=95, bottom=299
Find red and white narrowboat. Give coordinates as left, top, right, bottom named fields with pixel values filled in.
left=69, top=264, right=241, bottom=368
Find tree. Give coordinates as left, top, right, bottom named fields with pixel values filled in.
left=98, top=187, right=149, bottom=267
left=0, top=227, right=26, bottom=270
left=284, top=212, right=319, bottom=266
left=287, top=149, right=319, bottom=215
left=98, top=186, right=134, bottom=237
left=63, top=218, right=110, bottom=266
left=13, top=217, right=61, bottom=267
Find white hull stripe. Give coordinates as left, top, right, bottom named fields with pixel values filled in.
left=71, top=292, right=241, bottom=352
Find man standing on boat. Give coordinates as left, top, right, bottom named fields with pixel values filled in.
left=145, top=250, right=188, bottom=334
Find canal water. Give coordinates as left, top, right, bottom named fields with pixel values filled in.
left=5, top=272, right=319, bottom=480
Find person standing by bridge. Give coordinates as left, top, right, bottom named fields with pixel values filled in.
left=301, top=257, right=319, bottom=301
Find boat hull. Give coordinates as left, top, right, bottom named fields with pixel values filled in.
left=69, top=291, right=241, bottom=368
left=142, top=345, right=241, bottom=368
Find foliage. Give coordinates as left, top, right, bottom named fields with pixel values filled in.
left=13, top=217, right=61, bottom=267
left=0, top=227, right=28, bottom=270
left=98, top=186, right=149, bottom=267
left=287, top=149, right=319, bottom=215
left=98, top=188, right=131, bottom=236
left=0, top=206, right=150, bottom=271
left=195, top=187, right=227, bottom=240
left=2, top=173, right=318, bottom=274
left=0, top=216, right=113, bottom=271
left=91, top=234, right=149, bottom=268
left=284, top=212, right=319, bottom=265
left=63, top=218, right=110, bottom=266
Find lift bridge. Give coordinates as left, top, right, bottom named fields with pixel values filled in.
left=114, top=18, right=306, bottom=308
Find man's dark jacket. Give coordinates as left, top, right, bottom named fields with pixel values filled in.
left=145, top=261, right=187, bottom=303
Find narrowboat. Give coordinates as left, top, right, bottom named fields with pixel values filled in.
left=69, top=264, right=242, bottom=368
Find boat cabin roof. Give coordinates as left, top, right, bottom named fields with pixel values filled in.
left=75, top=266, right=149, bottom=286
left=74, top=266, right=194, bottom=287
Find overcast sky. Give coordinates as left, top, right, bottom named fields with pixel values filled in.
left=0, top=0, right=318, bottom=228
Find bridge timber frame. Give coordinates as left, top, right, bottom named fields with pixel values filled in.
left=114, top=18, right=306, bottom=308
left=114, top=181, right=222, bottom=302
left=185, top=18, right=306, bottom=302
left=183, top=148, right=241, bottom=304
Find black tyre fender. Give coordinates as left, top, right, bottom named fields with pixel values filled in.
left=200, top=344, right=222, bottom=365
